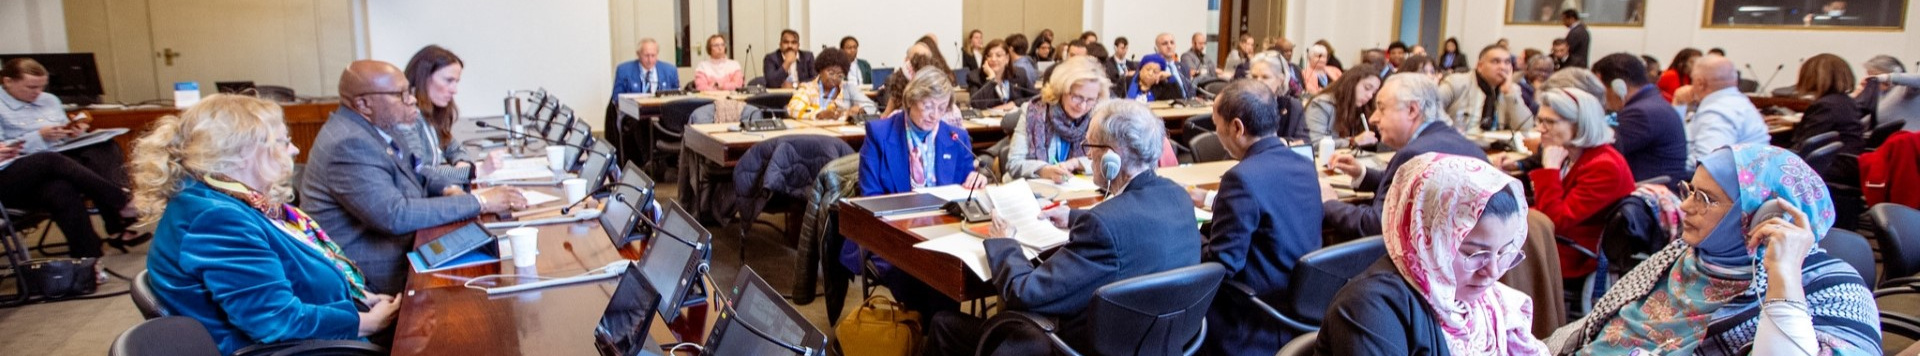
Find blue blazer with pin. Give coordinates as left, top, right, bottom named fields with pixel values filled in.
left=857, top=112, right=977, bottom=196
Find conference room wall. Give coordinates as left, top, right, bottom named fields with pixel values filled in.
left=1083, top=0, right=1210, bottom=63
left=1, top=0, right=67, bottom=54
left=961, top=0, right=1085, bottom=64
left=805, top=0, right=964, bottom=71
left=363, top=0, right=615, bottom=131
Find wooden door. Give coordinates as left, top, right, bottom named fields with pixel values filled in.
left=146, top=0, right=345, bottom=97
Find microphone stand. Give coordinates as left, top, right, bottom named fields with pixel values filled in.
left=1761, top=64, right=1785, bottom=96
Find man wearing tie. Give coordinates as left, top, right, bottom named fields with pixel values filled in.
left=1140, top=33, right=1194, bottom=100
left=612, top=38, right=680, bottom=98
left=302, top=60, right=527, bottom=294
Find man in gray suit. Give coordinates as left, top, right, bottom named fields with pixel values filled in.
left=300, top=60, right=526, bottom=294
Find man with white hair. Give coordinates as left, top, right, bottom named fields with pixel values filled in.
left=1683, top=55, right=1769, bottom=169
left=612, top=38, right=680, bottom=97
left=922, top=100, right=1201, bottom=356
left=1323, top=73, right=1488, bottom=239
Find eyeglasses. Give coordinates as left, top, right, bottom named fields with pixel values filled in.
left=1065, top=93, right=1100, bottom=106
left=1680, top=181, right=1718, bottom=207
left=358, top=90, right=416, bottom=104
left=916, top=99, right=951, bottom=116
left=1462, top=247, right=1526, bottom=272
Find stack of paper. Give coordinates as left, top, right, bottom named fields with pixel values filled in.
left=519, top=190, right=561, bottom=207
left=914, top=233, right=993, bottom=280
left=498, top=157, right=549, bottom=170
left=987, top=180, right=1068, bottom=256
left=484, top=167, right=556, bottom=182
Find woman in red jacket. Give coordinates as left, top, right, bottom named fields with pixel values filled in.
left=1656, top=48, right=1702, bottom=102
left=1528, top=88, right=1636, bottom=279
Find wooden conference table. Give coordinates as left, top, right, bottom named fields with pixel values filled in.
left=389, top=186, right=713, bottom=356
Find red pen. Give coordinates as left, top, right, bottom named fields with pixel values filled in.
left=1044, top=201, right=1063, bottom=210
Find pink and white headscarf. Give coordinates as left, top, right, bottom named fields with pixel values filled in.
left=1382, top=153, right=1549, bottom=356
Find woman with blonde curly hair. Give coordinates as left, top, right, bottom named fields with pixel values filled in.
left=133, top=95, right=398, bottom=355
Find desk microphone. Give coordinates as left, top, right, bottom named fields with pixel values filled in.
left=475, top=121, right=611, bottom=156
left=943, top=163, right=997, bottom=223
left=606, top=188, right=703, bottom=250
left=559, top=181, right=652, bottom=215
left=1760, top=63, right=1786, bottom=96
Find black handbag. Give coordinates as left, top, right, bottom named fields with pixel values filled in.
left=20, top=258, right=98, bottom=299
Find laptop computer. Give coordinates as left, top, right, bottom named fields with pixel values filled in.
left=639, top=201, right=712, bottom=322
left=704, top=266, right=827, bottom=356
left=593, top=262, right=667, bottom=356
left=870, top=67, right=895, bottom=91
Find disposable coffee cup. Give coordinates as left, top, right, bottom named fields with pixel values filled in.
left=506, top=227, right=540, bottom=267
left=545, top=146, right=567, bottom=171
left=563, top=178, right=588, bottom=204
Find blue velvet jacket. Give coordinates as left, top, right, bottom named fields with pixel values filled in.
left=147, top=180, right=363, bottom=355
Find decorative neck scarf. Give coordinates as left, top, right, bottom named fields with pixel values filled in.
left=905, top=118, right=939, bottom=188
left=1381, top=153, right=1548, bottom=356
left=1559, top=144, right=1840, bottom=355
left=1023, top=102, right=1089, bottom=163
left=203, top=174, right=372, bottom=301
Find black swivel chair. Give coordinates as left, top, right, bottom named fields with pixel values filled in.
left=131, top=270, right=165, bottom=319
left=1196, top=78, right=1228, bottom=99
left=649, top=98, right=715, bottom=177
left=1882, top=312, right=1920, bottom=355
left=1187, top=132, right=1228, bottom=163
left=1218, top=236, right=1386, bottom=335
left=1821, top=229, right=1877, bottom=287
left=1866, top=120, right=1905, bottom=151
left=111, top=316, right=220, bottom=356
left=1795, top=131, right=1841, bottom=156
left=744, top=93, right=793, bottom=118
left=1872, top=203, right=1920, bottom=288
left=978, top=262, right=1228, bottom=356
left=1800, top=142, right=1844, bottom=176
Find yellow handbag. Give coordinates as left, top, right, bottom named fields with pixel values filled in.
left=834, top=295, right=921, bottom=356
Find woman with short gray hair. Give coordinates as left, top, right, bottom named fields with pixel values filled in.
left=1858, top=55, right=1919, bottom=130
left=1525, top=87, right=1636, bottom=279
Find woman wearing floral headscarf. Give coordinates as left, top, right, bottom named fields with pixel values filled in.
left=1547, top=144, right=1882, bottom=355
left=1318, top=153, right=1549, bottom=355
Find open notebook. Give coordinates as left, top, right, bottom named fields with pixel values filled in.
left=912, top=180, right=1069, bottom=281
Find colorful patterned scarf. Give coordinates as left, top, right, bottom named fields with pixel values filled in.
left=1383, top=153, right=1549, bottom=355
left=203, top=174, right=372, bottom=301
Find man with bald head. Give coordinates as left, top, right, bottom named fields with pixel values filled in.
left=1681, top=55, right=1768, bottom=169
left=301, top=60, right=526, bottom=294
left=1180, top=32, right=1218, bottom=83
left=1141, top=33, right=1194, bottom=99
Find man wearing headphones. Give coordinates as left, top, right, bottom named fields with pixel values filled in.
left=921, top=100, right=1201, bottom=355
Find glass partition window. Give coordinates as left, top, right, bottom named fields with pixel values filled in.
left=1508, top=0, right=1646, bottom=26
left=1705, top=0, right=1906, bottom=29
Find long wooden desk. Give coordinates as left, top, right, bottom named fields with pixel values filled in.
left=391, top=193, right=715, bottom=356
left=79, top=101, right=339, bottom=163
left=835, top=162, right=1237, bottom=302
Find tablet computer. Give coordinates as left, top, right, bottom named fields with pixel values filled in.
left=416, top=222, right=496, bottom=269
left=593, top=263, right=666, bottom=356
left=639, top=201, right=711, bottom=321
left=705, top=266, right=826, bottom=355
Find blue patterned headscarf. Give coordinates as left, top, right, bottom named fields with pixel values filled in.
left=1551, top=144, right=1880, bottom=355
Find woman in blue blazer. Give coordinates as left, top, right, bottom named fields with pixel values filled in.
left=848, top=66, right=984, bottom=319
left=131, top=95, right=397, bottom=355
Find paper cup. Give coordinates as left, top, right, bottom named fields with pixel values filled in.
left=545, top=146, right=567, bottom=171
left=563, top=178, right=588, bottom=204
left=506, top=227, right=540, bottom=267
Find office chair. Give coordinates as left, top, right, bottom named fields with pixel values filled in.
left=1187, top=132, right=1227, bottom=163
left=1795, top=131, right=1841, bottom=155
left=1883, top=312, right=1920, bottom=355
left=649, top=98, right=715, bottom=177
left=1218, top=236, right=1385, bottom=335
left=1821, top=229, right=1877, bottom=287
left=0, top=199, right=30, bottom=307
left=131, top=270, right=165, bottom=319
left=1867, top=120, right=1905, bottom=151
left=743, top=93, right=794, bottom=118
left=110, top=317, right=220, bottom=356
left=1599, top=195, right=1666, bottom=274
left=1873, top=203, right=1920, bottom=288
left=1799, top=142, right=1844, bottom=176
left=978, top=262, right=1227, bottom=356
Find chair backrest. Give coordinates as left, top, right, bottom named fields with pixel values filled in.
left=747, top=76, right=766, bottom=87
left=1798, top=131, right=1841, bottom=155
left=1198, top=79, right=1228, bottom=98
left=1821, top=229, right=1877, bottom=286
left=744, top=93, right=793, bottom=116
left=1599, top=195, right=1666, bottom=273
left=1867, top=119, right=1905, bottom=150
left=1085, top=262, right=1227, bottom=356
left=1801, top=142, right=1843, bottom=173
left=1188, top=132, right=1228, bottom=163
left=111, top=316, right=219, bottom=356
left=1874, top=203, right=1920, bottom=280
left=999, top=107, right=1023, bottom=135
left=660, top=98, right=716, bottom=136
left=131, top=270, right=165, bottom=319
left=1285, top=236, right=1387, bottom=326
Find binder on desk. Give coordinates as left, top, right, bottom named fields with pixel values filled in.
left=851, top=192, right=949, bottom=216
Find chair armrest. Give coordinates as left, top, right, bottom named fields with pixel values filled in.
left=1222, top=280, right=1316, bottom=333
left=233, top=340, right=386, bottom=356
left=650, top=118, right=684, bottom=139
left=1884, top=312, right=1920, bottom=339
left=980, top=311, right=1078, bottom=356
left=1555, top=236, right=1600, bottom=258
left=1876, top=278, right=1920, bottom=298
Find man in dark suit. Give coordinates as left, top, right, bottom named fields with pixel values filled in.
left=922, top=100, right=1201, bottom=356
left=1192, top=81, right=1324, bottom=356
left=299, top=60, right=526, bottom=294
left=1562, top=9, right=1590, bottom=68
left=1593, top=53, right=1689, bottom=185
left=762, top=29, right=816, bottom=89
left=1322, top=73, right=1488, bottom=240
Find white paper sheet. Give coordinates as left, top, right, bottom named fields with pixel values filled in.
left=914, top=233, right=993, bottom=281
left=986, top=180, right=1068, bottom=253
left=498, top=157, right=549, bottom=171
left=1033, top=176, right=1100, bottom=193
left=519, top=190, right=561, bottom=207
left=484, top=166, right=556, bottom=182
left=914, top=184, right=976, bottom=202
